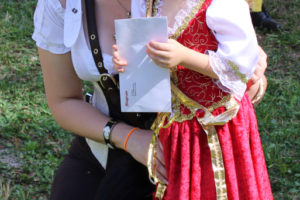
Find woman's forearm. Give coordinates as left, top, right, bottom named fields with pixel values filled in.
left=50, top=96, right=142, bottom=149
left=49, top=98, right=108, bottom=142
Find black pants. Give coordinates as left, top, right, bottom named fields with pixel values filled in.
left=50, top=136, right=155, bottom=200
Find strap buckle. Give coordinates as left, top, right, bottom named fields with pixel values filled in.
left=99, top=73, right=119, bottom=90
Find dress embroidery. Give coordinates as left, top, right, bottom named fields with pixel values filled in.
left=150, top=82, right=240, bottom=200
left=147, top=0, right=233, bottom=199
left=32, top=1, right=273, bottom=199
left=145, top=1, right=273, bottom=200
left=227, top=60, right=248, bottom=83
left=149, top=0, right=251, bottom=100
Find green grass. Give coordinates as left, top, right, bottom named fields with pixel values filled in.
left=254, top=1, right=300, bottom=199
left=0, top=0, right=299, bottom=199
left=0, top=1, right=73, bottom=199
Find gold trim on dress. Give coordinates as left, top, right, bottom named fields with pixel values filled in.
left=227, top=60, right=248, bottom=83
left=153, top=0, right=160, bottom=16
left=149, top=82, right=240, bottom=200
left=146, top=1, right=239, bottom=199
left=207, top=95, right=231, bottom=112
left=202, top=126, right=228, bottom=200
left=170, top=0, right=206, bottom=39
left=148, top=0, right=206, bottom=39
left=146, top=0, right=154, bottom=17
left=147, top=133, right=167, bottom=199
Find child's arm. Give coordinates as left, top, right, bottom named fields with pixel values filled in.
left=145, top=39, right=218, bottom=79
left=145, top=0, right=259, bottom=101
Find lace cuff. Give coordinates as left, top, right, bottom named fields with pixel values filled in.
left=208, top=50, right=248, bottom=100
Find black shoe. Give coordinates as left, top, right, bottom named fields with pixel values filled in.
left=250, top=5, right=281, bottom=31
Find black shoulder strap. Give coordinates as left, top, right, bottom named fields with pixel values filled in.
left=85, top=0, right=108, bottom=74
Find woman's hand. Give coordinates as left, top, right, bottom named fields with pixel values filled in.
left=112, top=44, right=127, bottom=73
left=247, top=46, right=268, bottom=105
left=146, top=39, right=186, bottom=69
left=125, top=129, right=168, bottom=185
left=156, top=138, right=168, bottom=184
left=248, top=45, right=268, bottom=88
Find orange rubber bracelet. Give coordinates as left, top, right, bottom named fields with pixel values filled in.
left=124, top=127, right=140, bottom=151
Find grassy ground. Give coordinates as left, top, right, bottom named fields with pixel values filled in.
left=0, top=0, right=299, bottom=199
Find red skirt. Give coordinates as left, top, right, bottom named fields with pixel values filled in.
left=157, top=94, right=273, bottom=200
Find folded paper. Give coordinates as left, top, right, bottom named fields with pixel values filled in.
left=115, top=17, right=171, bottom=112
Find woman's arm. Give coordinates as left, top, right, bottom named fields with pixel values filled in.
left=38, top=48, right=110, bottom=142
left=38, top=48, right=167, bottom=182
left=33, top=0, right=166, bottom=184
left=38, top=47, right=147, bottom=149
left=247, top=46, right=268, bottom=104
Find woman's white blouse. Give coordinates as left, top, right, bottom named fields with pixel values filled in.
left=32, top=0, right=258, bottom=168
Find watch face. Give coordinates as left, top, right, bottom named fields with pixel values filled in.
left=103, top=126, right=110, bottom=139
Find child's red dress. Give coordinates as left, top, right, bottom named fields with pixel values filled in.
left=147, top=0, right=274, bottom=199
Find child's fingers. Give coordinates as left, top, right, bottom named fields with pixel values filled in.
left=112, top=57, right=127, bottom=66
left=146, top=43, right=170, bottom=59
left=112, top=44, right=123, bottom=62
left=148, top=55, right=169, bottom=69
left=113, top=64, right=125, bottom=73
left=113, top=62, right=127, bottom=73
left=147, top=52, right=168, bottom=65
left=113, top=50, right=121, bottom=61
left=146, top=46, right=171, bottom=69
left=112, top=55, right=127, bottom=73
left=149, top=40, right=171, bottom=51
left=112, top=44, right=118, bottom=51
left=112, top=44, right=127, bottom=72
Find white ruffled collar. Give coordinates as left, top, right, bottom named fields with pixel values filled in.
left=154, top=0, right=199, bottom=36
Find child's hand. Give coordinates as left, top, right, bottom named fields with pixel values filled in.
left=146, top=39, right=186, bottom=70
left=112, top=44, right=127, bottom=73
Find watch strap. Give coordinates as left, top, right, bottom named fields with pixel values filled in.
left=103, top=119, right=117, bottom=149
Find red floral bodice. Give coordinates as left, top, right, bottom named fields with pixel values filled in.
left=174, top=0, right=229, bottom=108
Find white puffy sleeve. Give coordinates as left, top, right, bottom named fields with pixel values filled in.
left=32, top=0, right=70, bottom=54
left=206, top=0, right=259, bottom=100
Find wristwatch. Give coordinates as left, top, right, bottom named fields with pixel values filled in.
left=103, top=119, right=118, bottom=149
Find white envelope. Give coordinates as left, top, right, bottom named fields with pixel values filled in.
left=115, top=17, right=171, bottom=112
